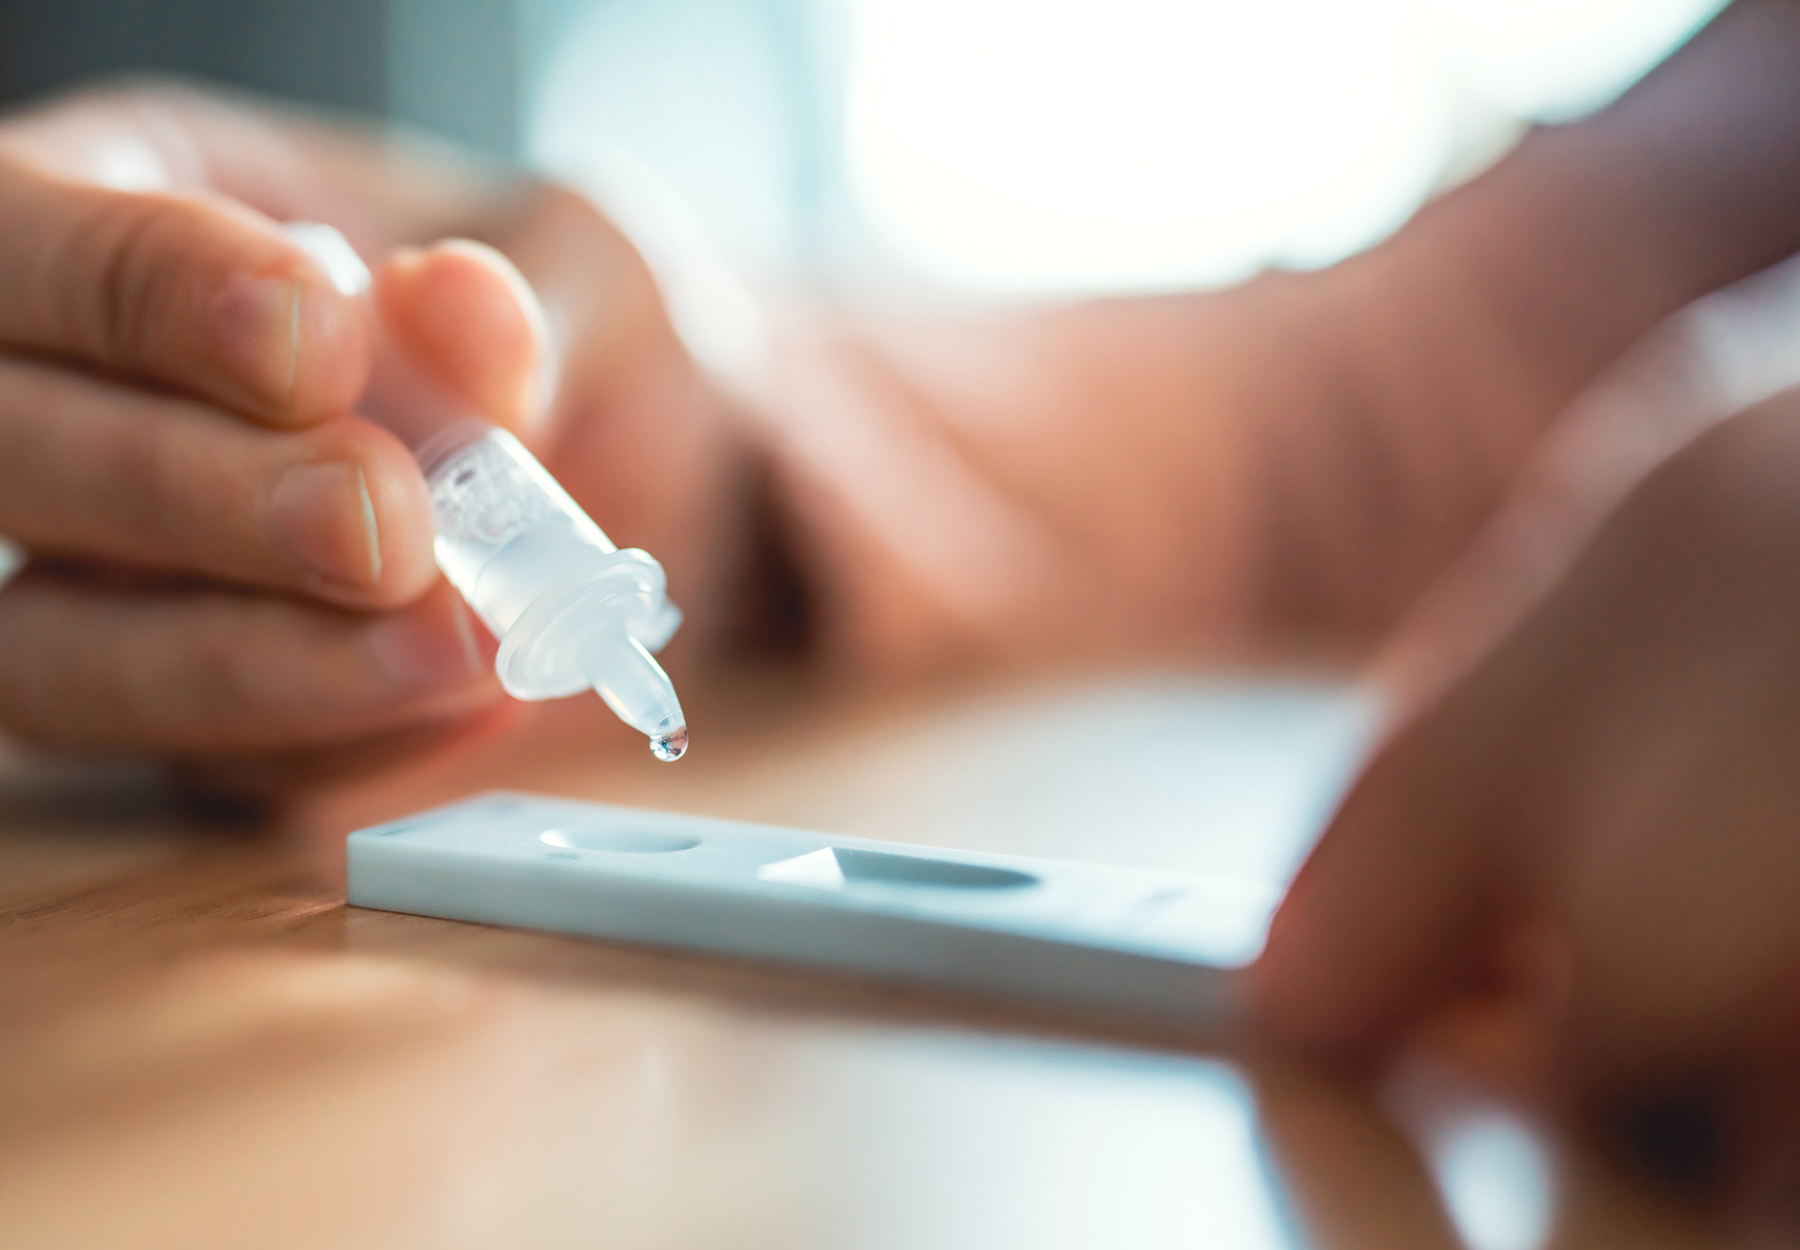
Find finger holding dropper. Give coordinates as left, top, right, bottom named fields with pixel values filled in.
left=283, top=222, right=691, bottom=762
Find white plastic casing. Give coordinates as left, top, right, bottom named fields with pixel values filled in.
left=347, top=792, right=1282, bottom=1030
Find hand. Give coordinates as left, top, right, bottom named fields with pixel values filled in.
left=1254, top=392, right=1800, bottom=1218
left=0, top=114, right=501, bottom=762
left=0, top=82, right=742, bottom=773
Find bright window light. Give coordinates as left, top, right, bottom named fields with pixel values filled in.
left=845, top=0, right=1728, bottom=295
left=1443, top=0, right=1729, bottom=120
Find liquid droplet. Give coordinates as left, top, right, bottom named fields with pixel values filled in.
left=649, top=726, right=688, bottom=762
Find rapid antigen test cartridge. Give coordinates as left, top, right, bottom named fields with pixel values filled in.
left=347, top=792, right=1279, bottom=1029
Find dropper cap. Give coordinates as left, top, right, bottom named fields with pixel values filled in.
left=582, top=632, right=688, bottom=761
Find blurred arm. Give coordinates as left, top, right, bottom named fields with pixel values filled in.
left=28, top=19, right=1800, bottom=687
left=743, top=0, right=1800, bottom=673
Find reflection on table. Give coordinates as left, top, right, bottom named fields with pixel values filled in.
left=0, top=675, right=1736, bottom=1248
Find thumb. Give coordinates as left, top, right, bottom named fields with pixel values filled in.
left=374, top=239, right=551, bottom=440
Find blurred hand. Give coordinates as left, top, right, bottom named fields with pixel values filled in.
left=1254, top=391, right=1800, bottom=1217
left=0, top=82, right=744, bottom=775
left=0, top=119, right=495, bottom=761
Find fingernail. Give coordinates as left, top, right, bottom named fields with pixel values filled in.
left=269, top=462, right=382, bottom=589
left=282, top=222, right=371, bottom=297
left=525, top=326, right=561, bottom=437
left=513, top=271, right=557, bottom=436
left=214, top=272, right=302, bottom=403
left=366, top=598, right=485, bottom=690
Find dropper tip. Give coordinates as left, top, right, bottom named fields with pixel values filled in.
left=649, top=726, right=689, bottom=762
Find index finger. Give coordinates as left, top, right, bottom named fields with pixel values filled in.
left=1251, top=679, right=1523, bottom=1063
left=0, top=156, right=369, bottom=426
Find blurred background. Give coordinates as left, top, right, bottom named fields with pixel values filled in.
left=0, top=0, right=1727, bottom=299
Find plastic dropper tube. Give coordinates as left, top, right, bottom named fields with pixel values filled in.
left=283, top=223, right=688, bottom=760
left=416, top=419, right=687, bottom=757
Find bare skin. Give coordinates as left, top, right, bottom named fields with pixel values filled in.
left=8, top=0, right=1800, bottom=763
left=7, top=8, right=1800, bottom=1211
left=0, top=85, right=738, bottom=765
left=1254, top=394, right=1800, bottom=1217
left=1248, top=0, right=1800, bottom=1221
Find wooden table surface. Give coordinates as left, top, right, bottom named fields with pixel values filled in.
left=0, top=673, right=1741, bottom=1249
